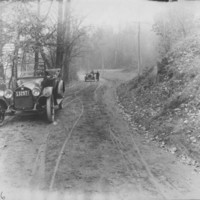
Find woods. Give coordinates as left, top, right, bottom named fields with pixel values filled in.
left=0, top=0, right=198, bottom=85
left=0, top=0, right=88, bottom=86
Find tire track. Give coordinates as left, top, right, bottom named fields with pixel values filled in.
left=45, top=83, right=103, bottom=192
left=49, top=97, right=84, bottom=190
left=29, top=84, right=87, bottom=188
left=109, top=125, right=143, bottom=193
left=109, top=125, right=168, bottom=200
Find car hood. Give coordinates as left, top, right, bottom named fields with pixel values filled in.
left=17, top=78, right=44, bottom=90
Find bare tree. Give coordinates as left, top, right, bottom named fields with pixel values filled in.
left=153, top=3, right=195, bottom=56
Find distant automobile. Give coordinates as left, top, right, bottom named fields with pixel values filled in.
left=84, top=72, right=96, bottom=82
left=0, top=68, right=65, bottom=126
left=148, top=0, right=177, bottom=1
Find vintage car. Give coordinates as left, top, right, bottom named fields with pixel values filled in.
left=84, top=72, right=96, bottom=82
left=0, top=68, right=65, bottom=125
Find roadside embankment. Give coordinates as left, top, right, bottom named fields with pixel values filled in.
left=117, top=33, right=200, bottom=173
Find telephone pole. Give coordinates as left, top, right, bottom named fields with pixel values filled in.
left=34, top=0, right=40, bottom=71
left=62, top=0, right=71, bottom=81
left=56, top=0, right=64, bottom=69
left=0, top=3, right=4, bottom=62
left=137, top=21, right=141, bottom=78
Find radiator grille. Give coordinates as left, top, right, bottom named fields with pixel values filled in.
left=14, top=87, right=34, bottom=110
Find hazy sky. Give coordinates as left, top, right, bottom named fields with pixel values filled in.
left=38, top=0, right=200, bottom=31
left=71, top=0, right=171, bottom=28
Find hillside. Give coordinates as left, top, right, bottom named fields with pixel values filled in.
left=117, top=33, right=200, bottom=173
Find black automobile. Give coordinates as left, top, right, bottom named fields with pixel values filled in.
left=84, top=72, right=96, bottom=82
left=0, top=68, right=65, bottom=125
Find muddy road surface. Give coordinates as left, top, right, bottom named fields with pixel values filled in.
left=0, top=70, right=200, bottom=200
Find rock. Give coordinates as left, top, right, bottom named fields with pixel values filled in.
left=192, top=139, right=197, bottom=143
left=53, top=121, right=58, bottom=125
left=181, top=155, right=186, bottom=161
left=190, top=136, right=197, bottom=143
left=155, top=135, right=159, bottom=140
left=186, top=157, right=192, bottom=165
left=195, top=162, right=200, bottom=167
left=170, top=147, right=177, bottom=154
left=190, top=136, right=195, bottom=140
left=160, top=141, right=165, bottom=148
left=191, top=160, right=196, bottom=166
left=141, top=126, right=146, bottom=131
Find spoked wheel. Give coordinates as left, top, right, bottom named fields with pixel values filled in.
left=58, top=100, right=63, bottom=109
left=46, top=95, right=55, bottom=122
left=0, top=110, right=5, bottom=127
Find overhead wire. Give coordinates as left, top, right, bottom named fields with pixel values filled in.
left=21, top=0, right=55, bottom=23
left=40, top=0, right=55, bottom=22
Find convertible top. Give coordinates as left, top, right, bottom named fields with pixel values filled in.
left=17, top=68, right=61, bottom=79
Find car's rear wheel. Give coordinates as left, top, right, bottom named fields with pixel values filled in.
left=0, top=107, right=5, bottom=127
left=46, top=95, right=55, bottom=122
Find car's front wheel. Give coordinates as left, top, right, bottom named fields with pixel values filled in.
left=59, top=100, right=63, bottom=109
left=46, top=95, right=55, bottom=122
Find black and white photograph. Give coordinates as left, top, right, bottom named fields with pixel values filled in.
left=0, top=0, right=200, bottom=199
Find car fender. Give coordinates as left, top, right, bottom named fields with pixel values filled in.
left=57, top=80, right=65, bottom=97
left=0, top=96, right=8, bottom=110
left=42, top=86, right=53, bottom=97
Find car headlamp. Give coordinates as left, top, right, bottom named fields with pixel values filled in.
left=43, top=87, right=51, bottom=97
left=4, top=89, right=13, bottom=99
left=32, top=87, right=41, bottom=97
left=0, top=90, right=4, bottom=96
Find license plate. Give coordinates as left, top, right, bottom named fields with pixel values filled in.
left=16, top=90, right=30, bottom=97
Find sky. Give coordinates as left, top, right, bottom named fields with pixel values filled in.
left=71, top=0, right=177, bottom=29
left=37, top=0, right=200, bottom=31
left=71, top=0, right=200, bottom=30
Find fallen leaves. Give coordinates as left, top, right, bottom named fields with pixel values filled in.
left=117, top=33, right=200, bottom=173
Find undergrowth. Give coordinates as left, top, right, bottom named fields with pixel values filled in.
left=117, top=33, right=200, bottom=166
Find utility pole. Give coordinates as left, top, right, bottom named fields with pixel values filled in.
left=0, top=3, right=5, bottom=63
left=62, top=0, right=71, bottom=82
left=34, top=0, right=40, bottom=71
left=101, top=53, right=104, bottom=71
left=137, top=21, right=141, bottom=78
left=0, top=5, right=5, bottom=84
left=56, top=0, right=64, bottom=69
left=37, top=0, right=41, bottom=16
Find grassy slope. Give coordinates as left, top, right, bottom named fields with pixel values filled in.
left=117, top=33, right=200, bottom=169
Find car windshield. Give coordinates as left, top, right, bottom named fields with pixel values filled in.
left=18, top=70, right=45, bottom=78
left=45, top=69, right=61, bottom=78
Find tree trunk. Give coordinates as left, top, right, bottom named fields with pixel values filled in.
left=63, top=55, right=70, bottom=82
left=9, top=32, right=20, bottom=89
left=40, top=48, right=52, bottom=69
left=137, top=21, right=141, bottom=78
left=62, top=0, right=71, bottom=82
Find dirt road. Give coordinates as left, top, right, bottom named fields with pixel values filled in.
left=0, top=70, right=200, bottom=200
